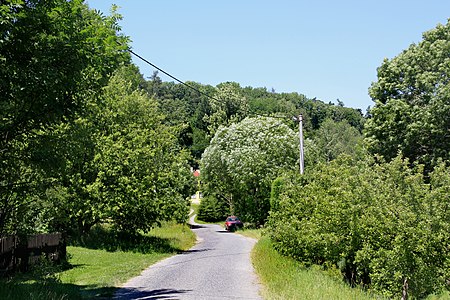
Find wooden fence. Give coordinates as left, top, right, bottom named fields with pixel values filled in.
left=0, top=233, right=66, bottom=275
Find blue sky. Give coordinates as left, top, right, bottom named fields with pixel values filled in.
left=87, top=1, right=450, bottom=110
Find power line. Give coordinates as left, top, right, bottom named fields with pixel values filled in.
left=127, top=48, right=222, bottom=103
left=125, top=47, right=296, bottom=124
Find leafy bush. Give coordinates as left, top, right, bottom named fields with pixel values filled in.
left=197, top=195, right=229, bottom=222
left=267, top=155, right=450, bottom=298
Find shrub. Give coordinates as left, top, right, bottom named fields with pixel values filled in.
left=267, top=155, right=450, bottom=298
left=197, top=195, right=229, bottom=222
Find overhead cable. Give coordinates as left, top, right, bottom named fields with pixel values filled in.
left=125, top=47, right=293, bottom=123
left=127, top=48, right=221, bottom=102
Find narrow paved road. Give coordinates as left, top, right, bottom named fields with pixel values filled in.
left=114, top=215, right=262, bottom=300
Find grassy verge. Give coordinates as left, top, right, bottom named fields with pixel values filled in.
left=252, top=237, right=383, bottom=300
left=0, top=222, right=196, bottom=299
left=237, top=228, right=262, bottom=240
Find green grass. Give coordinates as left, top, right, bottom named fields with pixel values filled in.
left=0, top=222, right=196, bottom=299
left=59, top=246, right=170, bottom=298
left=252, top=237, right=384, bottom=300
left=237, top=228, right=262, bottom=240
left=252, top=236, right=450, bottom=300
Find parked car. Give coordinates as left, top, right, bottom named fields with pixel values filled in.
left=224, top=216, right=243, bottom=232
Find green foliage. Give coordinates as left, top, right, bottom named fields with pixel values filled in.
left=270, top=177, right=285, bottom=212
left=253, top=237, right=380, bottom=300
left=0, top=0, right=130, bottom=234
left=204, top=82, right=250, bottom=136
left=0, top=0, right=129, bottom=144
left=310, top=118, right=364, bottom=163
left=40, top=66, right=193, bottom=235
left=267, top=155, right=450, bottom=298
left=91, top=67, right=192, bottom=233
left=242, top=87, right=365, bottom=133
left=366, top=20, right=450, bottom=171
left=201, top=116, right=298, bottom=224
left=197, top=195, right=229, bottom=222
left=146, top=77, right=364, bottom=168
left=2, top=62, right=195, bottom=236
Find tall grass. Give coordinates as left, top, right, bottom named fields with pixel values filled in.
left=0, top=222, right=196, bottom=300
left=252, top=237, right=383, bottom=300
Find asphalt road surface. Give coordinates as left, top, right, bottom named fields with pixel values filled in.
left=114, top=216, right=262, bottom=300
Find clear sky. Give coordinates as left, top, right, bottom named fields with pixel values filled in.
left=87, top=0, right=450, bottom=110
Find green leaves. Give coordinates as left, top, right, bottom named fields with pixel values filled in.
left=0, top=1, right=193, bottom=237
left=310, top=118, right=363, bottom=163
left=267, top=156, right=450, bottom=298
left=366, top=20, right=450, bottom=171
left=204, top=82, right=249, bottom=136
left=0, top=0, right=130, bottom=234
left=201, top=116, right=298, bottom=224
left=85, top=66, right=192, bottom=234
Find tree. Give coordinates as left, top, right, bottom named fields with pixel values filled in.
left=0, top=0, right=130, bottom=234
left=93, top=67, right=193, bottom=233
left=311, top=118, right=363, bottom=163
left=0, top=0, right=129, bottom=145
left=204, top=82, right=249, bottom=135
left=201, top=116, right=298, bottom=224
left=365, top=20, right=450, bottom=171
left=41, top=66, right=194, bottom=235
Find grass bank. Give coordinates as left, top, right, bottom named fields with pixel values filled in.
left=252, top=236, right=382, bottom=300
left=237, top=228, right=262, bottom=240
left=0, top=222, right=196, bottom=299
left=252, top=235, right=450, bottom=300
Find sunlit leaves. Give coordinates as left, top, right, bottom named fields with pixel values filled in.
left=204, top=82, right=249, bottom=135
left=0, top=0, right=130, bottom=234
left=366, top=20, right=450, bottom=170
left=87, top=66, right=192, bottom=234
left=201, top=116, right=298, bottom=223
left=267, top=156, right=450, bottom=298
left=311, top=118, right=363, bottom=163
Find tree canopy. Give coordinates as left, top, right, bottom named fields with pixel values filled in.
left=365, top=19, right=450, bottom=171
left=201, top=116, right=298, bottom=224
left=0, top=1, right=194, bottom=236
left=0, top=0, right=130, bottom=234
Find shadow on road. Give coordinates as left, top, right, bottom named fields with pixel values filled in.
left=188, top=224, right=205, bottom=229
left=115, top=288, right=191, bottom=299
left=180, top=248, right=213, bottom=254
left=216, top=229, right=235, bottom=233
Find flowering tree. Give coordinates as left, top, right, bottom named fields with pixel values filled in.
left=201, top=116, right=298, bottom=224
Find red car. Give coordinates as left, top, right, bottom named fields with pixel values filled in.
left=224, top=216, right=243, bottom=231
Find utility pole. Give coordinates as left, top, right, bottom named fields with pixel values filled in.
left=298, top=114, right=304, bottom=174
left=293, top=114, right=304, bottom=174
